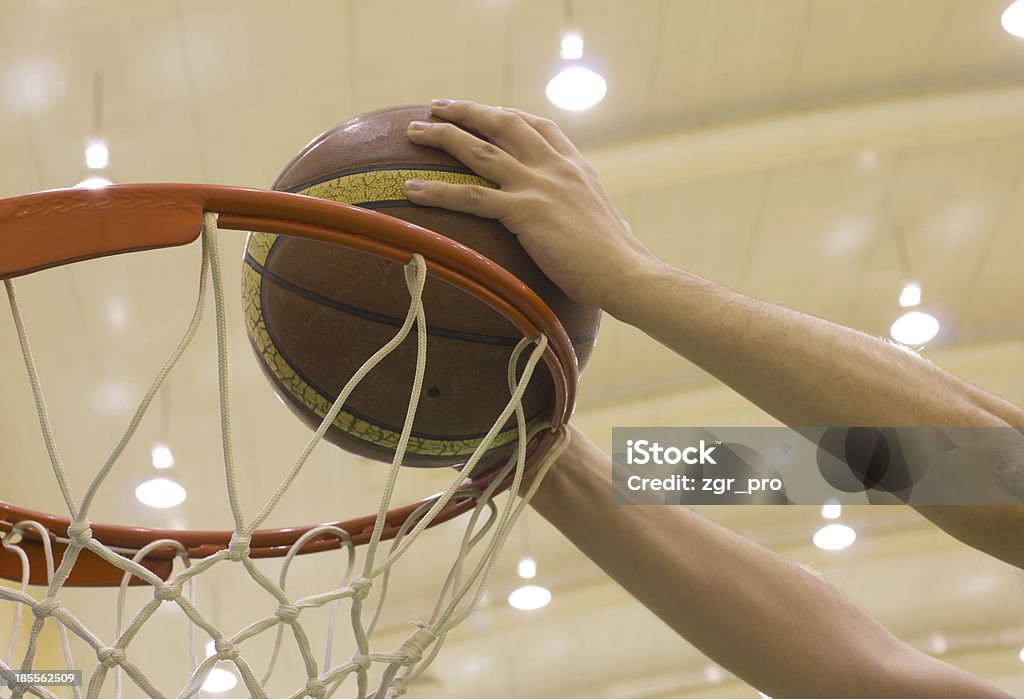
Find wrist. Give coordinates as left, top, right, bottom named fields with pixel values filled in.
left=602, top=252, right=677, bottom=323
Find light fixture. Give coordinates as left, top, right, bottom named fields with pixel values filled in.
left=75, top=177, right=112, bottom=189
left=517, top=557, right=537, bottom=579
left=546, top=66, right=607, bottom=111
left=898, top=283, right=921, bottom=308
left=1018, top=646, right=1024, bottom=663
left=930, top=633, right=948, bottom=655
left=135, top=478, right=187, bottom=509
left=560, top=33, right=584, bottom=60
left=820, top=501, right=842, bottom=520
left=1003, top=0, right=1024, bottom=37
left=152, top=443, right=175, bottom=469
left=201, top=640, right=239, bottom=692
left=202, top=668, right=238, bottom=693
left=813, top=523, right=856, bottom=551
left=86, top=139, right=109, bottom=169
left=703, top=665, right=725, bottom=683
left=890, top=311, right=939, bottom=345
left=508, top=584, right=551, bottom=611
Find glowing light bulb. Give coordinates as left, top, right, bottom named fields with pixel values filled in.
left=202, top=668, right=237, bottom=693
left=135, top=478, right=186, bottom=508
left=1002, top=0, right=1024, bottom=37
left=560, top=34, right=584, bottom=59
left=821, top=501, right=842, bottom=520
left=86, top=140, right=109, bottom=169
left=517, top=557, right=537, bottom=579
left=813, top=524, right=856, bottom=551
left=508, top=585, right=551, bottom=610
left=152, top=443, right=175, bottom=469
left=898, top=283, right=921, bottom=308
left=890, top=311, right=939, bottom=345
left=546, top=66, right=606, bottom=111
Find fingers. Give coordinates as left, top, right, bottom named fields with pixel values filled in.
left=501, top=107, right=583, bottom=160
left=427, top=99, right=560, bottom=166
left=406, top=119, right=526, bottom=185
left=403, top=178, right=511, bottom=220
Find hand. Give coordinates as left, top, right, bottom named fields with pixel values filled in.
left=404, top=99, right=660, bottom=311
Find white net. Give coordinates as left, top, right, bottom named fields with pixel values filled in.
left=0, top=214, right=568, bottom=698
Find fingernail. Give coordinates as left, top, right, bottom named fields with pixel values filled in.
left=408, top=120, right=430, bottom=132
left=431, top=98, right=453, bottom=107
left=405, top=180, right=427, bottom=191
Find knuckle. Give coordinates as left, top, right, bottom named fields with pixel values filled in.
left=470, top=142, right=501, bottom=161
left=494, top=110, right=525, bottom=130
left=463, top=185, right=489, bottom=208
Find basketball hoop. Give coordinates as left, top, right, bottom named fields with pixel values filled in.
left=0, top=184, right=578, bottom=698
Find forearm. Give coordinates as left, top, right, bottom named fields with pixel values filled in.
left=609, top=262, right=1024, bottom=430
left=530, top=434, right=1015, bottom=699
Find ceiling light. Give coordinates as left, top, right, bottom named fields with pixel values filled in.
left=202, top=668, right=237, bottom=693
left=560, top=34, right=584, bottom=59
left=86, top=140, right=109, bottom=169
left=75, top=177, right=112, bottom=189
left=517, top=557, right=537, bottom=579
left=890, top=311, right=939, bottom=345
left=1018, top=646, right=1024, bottom=663
left=820, top=501, right=842, bottom=520
left=152, top=444, right=175, bottom=469
left=1003, top=0, right=1024, bottom=37
left=704, top=665, right=725, bottom=683
left=135, top=478, right=187, bottom=508
left=508, top=584, right=551, bottom=610
left=898, top=283, right=921, bottom=308
left=546, top=66, right=607, bottom=111
left=930, top=633, right=948, bottom=655
left=813, top=523, right=856, bottom=551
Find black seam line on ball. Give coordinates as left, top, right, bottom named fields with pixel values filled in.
left=254, top=260, right=550, bottom=443
left=245, top=254, right=598, bottom=346
left=281, top=163, right=476, bottom=194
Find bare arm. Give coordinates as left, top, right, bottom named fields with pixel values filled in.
left=404, top=99, right=1024, bottom=567
left=529, top=427, right=1016, bottom=699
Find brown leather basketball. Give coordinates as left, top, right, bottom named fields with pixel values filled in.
left=242, top=105, right=601, bottom=468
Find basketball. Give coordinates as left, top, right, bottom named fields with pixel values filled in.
left=242, top=105, right=601, bottom=468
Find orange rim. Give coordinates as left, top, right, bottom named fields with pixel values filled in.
left=0, top=184, right=577, bottom=586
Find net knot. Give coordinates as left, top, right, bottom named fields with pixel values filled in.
left=398, top=626, right=437, bottom=666
left=228, top=534, right=251, bottom=561
left=97, top=647, right=126, bottom=668
left=350, top=577, right=372, bottom=601
left=32, top=598, right=60, bottom=619
left=154, top=582, right=183, bottom=602
left=389, top=677, right=410, bottom=696
left=276, top=604, right=301, bottom=624
left=67, top=521, right=93, bottom=546
left=214, top=639, right=239, bottom=661
left=304, top=678, right=326, bottom=698
left=351, top=654, right=372, bottom=671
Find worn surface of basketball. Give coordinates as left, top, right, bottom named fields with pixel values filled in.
left=242, top=105, right=600, bottom=467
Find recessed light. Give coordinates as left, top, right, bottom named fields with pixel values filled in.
left=152, top=444, right=175, bottom=469
left=135, top=478, right=186, bottom=508
left=546, top=66, right=606, bottom=111
left=517, top=557, right=537, bottom=579
left=890, top=311, right=939, bottom=345
left=86, top=140, right=109, bottom=169
left=508, top=585, right=551, bottom=610
left=813, top=524, right=856, bottom=551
